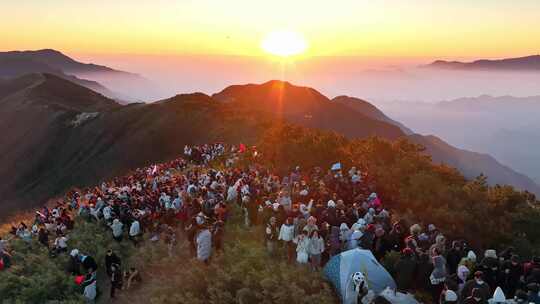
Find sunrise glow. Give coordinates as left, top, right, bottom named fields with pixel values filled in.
left=261, top=31, right=308, bottom=57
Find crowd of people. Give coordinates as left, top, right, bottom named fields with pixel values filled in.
left=0, top=143, right=539, bottom=304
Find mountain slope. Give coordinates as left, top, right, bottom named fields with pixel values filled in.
left=0, top=54, right=117, bottom=98
left=0, top=49, right=128, bottom=75
left=213, top=81, right=540, bottom=195
left=408, top=134, right=540, bottom=195
left=0, top=49, right=153, bottom=101
left=2, top=77, right=538, bottom=217
left=0, top=75, right=265, bottom=217
left=332, top=95, right=413, bottom=134
left=212, top=80, right=405, bottom=140
left=426, top=55, right=540, bottom=71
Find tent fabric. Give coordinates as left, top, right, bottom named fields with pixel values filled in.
left=361, top=288, right=419, bottom=304
left=324, top=248, right=397, bottom=303
left=331, top=163, right=342, bottom=171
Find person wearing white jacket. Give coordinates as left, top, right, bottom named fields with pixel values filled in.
left=110, top=219, right=123, bottom=242
left=308, top=230, right=325, bottom=271
left=279, top=217, right=296, bottom=263
left=129, top=219, right=141, bottom=246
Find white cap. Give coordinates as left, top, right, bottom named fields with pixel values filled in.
left=70, top=249, right=79, bottom=257
left=327, top=200, right=336, bottom=208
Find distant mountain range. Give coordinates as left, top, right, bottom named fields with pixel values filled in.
left=438, top=94, right=540, bottom=111
left=1, top=72, right=539, bottom=217
left=0, top=49, right=152, bottom=101
left=426, top=55, right=540, bottom=71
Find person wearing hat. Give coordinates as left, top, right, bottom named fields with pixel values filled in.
left=67, top=249, right=82, bottom=275
left=325, top=200, right=338, bottom=227
left=480, top=249, right=500, bottom=290
left=461, top=271, right=491, bottom=304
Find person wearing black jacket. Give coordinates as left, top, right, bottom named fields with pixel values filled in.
left=105, top=249, right=122, bottom=277
left=447, top=241, right=465, bottom=275
left=110, top=263, right=123, bottom=299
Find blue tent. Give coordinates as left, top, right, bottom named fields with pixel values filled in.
left=324, top=248, right=396, bottom=303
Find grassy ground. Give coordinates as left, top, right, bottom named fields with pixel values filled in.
left=114, top=206, right=338, bottom=304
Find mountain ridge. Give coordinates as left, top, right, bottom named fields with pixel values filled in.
left=426, top=54, right=540, bottom=71
left=0, top=49, right=152, bottom=101
left=1, top=76, right=539, bottom=218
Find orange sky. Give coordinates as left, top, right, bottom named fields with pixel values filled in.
left=1, top=0, right=539, bottom=59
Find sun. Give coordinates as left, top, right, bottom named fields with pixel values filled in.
left=261, top=30, right=308, bottom=57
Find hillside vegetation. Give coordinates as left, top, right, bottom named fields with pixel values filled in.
left=1, top=124, right=539, bottom=304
